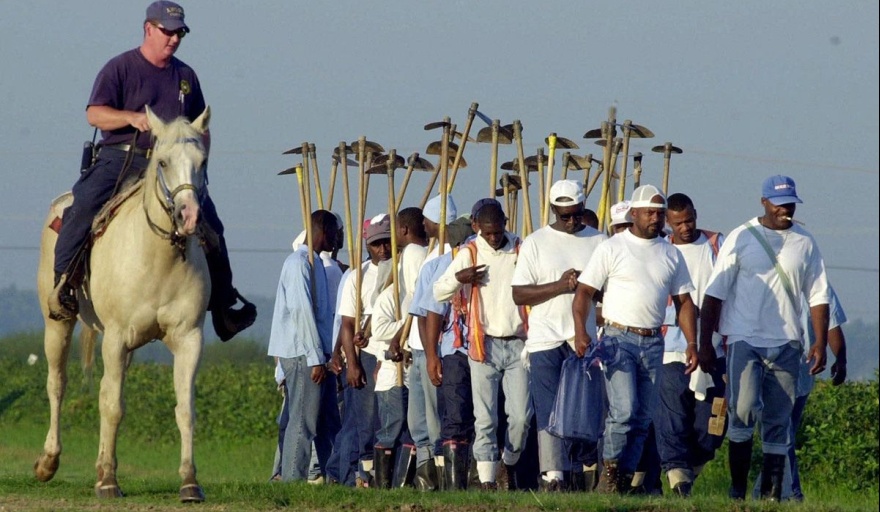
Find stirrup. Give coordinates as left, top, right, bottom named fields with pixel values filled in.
left=48, top=274, right=78, bottom=321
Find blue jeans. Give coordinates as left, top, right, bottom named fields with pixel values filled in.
left=726, top=341, right=799, bottom=455
left=325, top=352, right=379, bottom=485
left=278, top=355, right=321, bottom=481
left=469, top=337, right=533, bottom=463
left=315, top=374, right=342, bottom=476
left=441, top=351, right=474, bottom=443
left=600, top=326, right=663, bottom=472
left=376, top=385, right=412, bottom=448
left=655, top=360, right=726, bottom=473
left=528, top=343, right=599, bottom=472
left=408, top=350, right=441, bottom=465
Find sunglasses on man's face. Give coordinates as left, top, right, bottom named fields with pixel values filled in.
left=557, top=210, right=585, bottom=222
left=150, top=22, right=187, bottom=39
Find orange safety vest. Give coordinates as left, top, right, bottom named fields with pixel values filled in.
left=450, top=238, right=529, bottom=363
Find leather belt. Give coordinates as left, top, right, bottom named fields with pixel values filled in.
left=99, top=143, right=151, bottom=158
left=490, top=335, right=522, bottom=341
left=605, top=321, right=660, bottom=337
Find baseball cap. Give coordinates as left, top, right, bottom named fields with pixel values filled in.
left=549, top=179, right=585, bottom=207
left=146, top=1, right=189, bottom=32
left=471, top=198, right=502, bottom=220
left=423, top=194, right=457, bottom=224
left=762, top=175, right=802, bottom=205
left=630, top=184, right=666, bottom=209
left=364, top=214, right=391, bottom=244
left=609, top=200, right=633, bottom=227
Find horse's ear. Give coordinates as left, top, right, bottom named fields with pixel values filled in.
left=191, top=106, right=211, bottom=134
left=145, top=106, right=165, bottom=136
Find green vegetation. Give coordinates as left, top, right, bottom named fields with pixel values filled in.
left=1, top=332, right=878, bottom=511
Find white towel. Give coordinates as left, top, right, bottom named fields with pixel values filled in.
left=689, top=367, right=714, bottom=401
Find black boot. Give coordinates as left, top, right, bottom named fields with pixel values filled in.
left=442, top=442, right=470, bottom=490
left=414, top=458, right=439, bottom=491
left=48, top=272, right=78, bottom=321
left=373, top=447, right=394, bottom=489
left=728, top=439, right=753, bottom=500
left=206, top=236, right=257, bottom=342
left=503, top=463, right=519, bottom=491
left=391, top=445, right=417, bottom=488
left=467, top=454, right=481, bottom=489
left=760, top=453, right=786, bottom=502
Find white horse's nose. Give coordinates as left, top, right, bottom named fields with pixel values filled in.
left=174, top=197, right=201, bottom=236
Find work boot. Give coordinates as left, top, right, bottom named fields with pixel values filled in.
left=503, top=463, right=519, bottom=491
left=211, top=290, right=257, bottom=342
left=48, top=272, right=78, bottom=321
left=373, top=447, right=394, bottom=489
left=583, top=464, right=599, bottom=492
left=391, top=445, right=417, bottom=488
left=599, top=460, right=620, bottom=494
left=442, top=442, right=470, bottom=490
left=728, top=439, right=754, bottom=500
left=414, top=458, right=439, bottom=491
left=539, top=477, right=565, bottom=492
left=759, top=453, right=786, bottom=502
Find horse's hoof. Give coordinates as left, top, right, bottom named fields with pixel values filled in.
left=179, top=483, right=205, bottom=503
left=34, top=453, right=59, bottom=482
left=95, top=483, right=123, bottom=498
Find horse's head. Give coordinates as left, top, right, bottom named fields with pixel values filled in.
left=145, top=106, right=210, bottom=237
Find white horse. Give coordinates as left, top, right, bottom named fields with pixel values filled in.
left=35, top=106, right=212, bottom=502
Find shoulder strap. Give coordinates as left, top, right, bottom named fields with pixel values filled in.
left=700, top=229, right=721, bottom=258
left=745, top=223, right=799, bottom=308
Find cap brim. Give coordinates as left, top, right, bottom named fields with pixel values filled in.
left=766, top=195, right=802, bottom=205
left=366, top=235, right=391, bottom=244
left=161, top=20, right=189, bottom=32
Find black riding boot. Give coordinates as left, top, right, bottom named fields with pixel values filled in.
left=373, top=447, right=395, bottom=489
left=442, top=442, right=470, bottom=490
left=391, top=445, right=417, bottom=488
left=728, top=439, right=754, bottom=500
left=48, top=272, right=79, bottom=321
left=760, top=453, right=786, bottom=502
left=206, top=235, right=256, bottom=341
left=414, top=458, right=439, bottom=491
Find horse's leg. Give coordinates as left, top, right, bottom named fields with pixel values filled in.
left=172, top=330, right=205, bottom=503
left=34, top=318, right=76, bottom=482
left=94, top=332, right=127, bottom=498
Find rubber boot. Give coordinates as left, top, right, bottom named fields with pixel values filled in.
left=373, top=447, right=394, bottom=489
left=442, top=442, right=470, bottom=490
left=467, top=454, right=481, bottom=489
left=503, top=464, right=519, bottom=491
left=583, top=464, right=599, bottom=492
left=391, top=445, right=417, bottom=488
left=728, top=439, right=753, bottom=500
left=759, top=453, right=786, bottom=502
left=414, top=458, right=439, bottom=491
left=599, top=460, right=620, bottom=494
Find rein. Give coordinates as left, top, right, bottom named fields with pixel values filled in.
left=142, top=136, right=205, bottom=253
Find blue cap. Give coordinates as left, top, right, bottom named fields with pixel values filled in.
left=762, top=175, right=802, bottom=205
left=471, top=198, right=502, bottom=220
left=146, top=1, right=189, bottom=32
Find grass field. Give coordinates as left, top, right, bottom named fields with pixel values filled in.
left=1, top=420, right=876, bottom=512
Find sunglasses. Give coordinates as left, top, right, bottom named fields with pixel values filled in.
left=557, top=210, right=585, bottom=222
left=150, top=22, right=187, bottom=39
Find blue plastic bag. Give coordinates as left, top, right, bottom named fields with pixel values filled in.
left=546, top=349, right=606, bottom=442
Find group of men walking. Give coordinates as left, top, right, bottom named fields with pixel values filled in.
left=268, top=173, right=843, bottom=502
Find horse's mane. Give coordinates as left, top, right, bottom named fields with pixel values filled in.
left=151, top=116, right=205, bottom=151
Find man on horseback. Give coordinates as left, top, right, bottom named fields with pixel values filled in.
left=50, top=1, right=257, bottom=341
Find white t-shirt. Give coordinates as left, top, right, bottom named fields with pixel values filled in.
left=579, top=229, right=694, bottom=329
left=663, top=231, right=725, bottom=357
left=337, top=259, right=391, bottom=357
left=401, top=243, right=428, bottom=350
left=371, top=286, right=408, bottom=391
left=511, top=225, right=607, bottom=351
left=434, top=232, right=524, bottom=338
left=704, top=217, right=830, bottom=348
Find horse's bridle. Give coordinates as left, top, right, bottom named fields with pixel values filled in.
left=144, top=136, right=207, bottom=250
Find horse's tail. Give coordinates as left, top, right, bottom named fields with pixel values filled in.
left=80, top=326, right=98, bottom=389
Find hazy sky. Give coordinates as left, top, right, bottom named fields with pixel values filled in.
left=1, top=1, right=877, bottom=322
